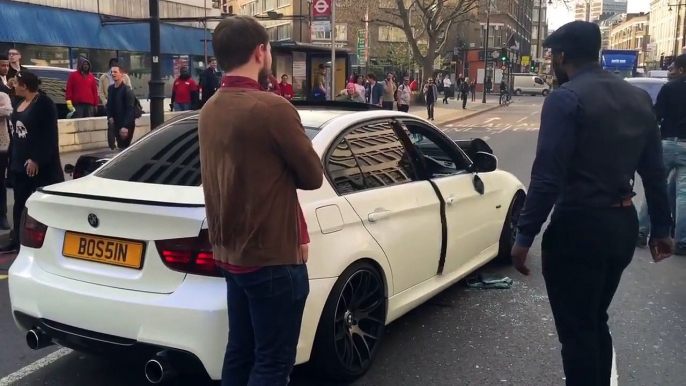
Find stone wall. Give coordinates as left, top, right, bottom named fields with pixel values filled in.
left=58, top=112, right=186, bottom=153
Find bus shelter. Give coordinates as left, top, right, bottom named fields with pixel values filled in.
left=271, top=40, right=351, bottom=100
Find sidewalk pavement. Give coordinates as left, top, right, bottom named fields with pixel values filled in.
left=408, top=94, right=502, bottom=126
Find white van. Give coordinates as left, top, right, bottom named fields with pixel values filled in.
left=512, top=73, right=550, bottom=96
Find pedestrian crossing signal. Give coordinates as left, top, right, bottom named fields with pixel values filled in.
left=500, top=47, right=507, bottom=62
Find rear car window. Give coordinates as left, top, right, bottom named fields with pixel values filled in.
left=95, top=118, right=320, bottom=186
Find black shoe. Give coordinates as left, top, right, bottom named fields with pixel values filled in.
left=636, top=235, right=648, bottom=248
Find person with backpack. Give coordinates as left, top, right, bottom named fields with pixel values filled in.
left=396, top=76, right=411, bottom=112
left=106, top=64, right=136, bottom=150
left=99, top=58, right=131, bottom=106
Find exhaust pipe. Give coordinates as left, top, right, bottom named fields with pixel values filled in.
left=26, top=329, right=53, bottom=350
left=144, top=351, right=178, bottom=384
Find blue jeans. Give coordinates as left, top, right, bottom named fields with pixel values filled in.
left=220, top=264, right=309, bottom=386
left=638, top=170, right=676, bottom=236
left=638, top=139, right=686, bottom=245
left=173, top=102, right=191, bottom=111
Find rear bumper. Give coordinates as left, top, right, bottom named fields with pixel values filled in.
left=9, top=252, right=337, bottom=380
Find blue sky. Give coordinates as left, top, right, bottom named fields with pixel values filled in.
left=548, top=0, right=650, bottom=29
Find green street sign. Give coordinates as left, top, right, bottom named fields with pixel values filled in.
left=357, top=30, right=365, bottom=58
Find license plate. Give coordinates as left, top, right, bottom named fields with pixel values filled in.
left=62, top=232, right=145, bottom=269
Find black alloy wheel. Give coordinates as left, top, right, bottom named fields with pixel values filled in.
left=496, top=192, right=525, bottom=263
left=310, top=262, right=387, bottom=382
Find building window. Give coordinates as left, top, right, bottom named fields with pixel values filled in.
left=311, top=23, right=348, bottom=41
left=277, top=0, right=290, bottom=7
left=71, top=48, right=118, bottom=74
left=14, top=44, right=70, bottom=68
left=277, top=24, right=292, bottom=40
left=378, top=26, right=405, bottom=42
left=532, top=26, right=539, bottom=40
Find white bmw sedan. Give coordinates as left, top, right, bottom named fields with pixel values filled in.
left=9, top=102, right=525, bottom=383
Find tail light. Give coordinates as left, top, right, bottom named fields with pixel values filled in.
left=155, top=229, right=220, bottom=277
left=21, top=211, right=47, bottom=249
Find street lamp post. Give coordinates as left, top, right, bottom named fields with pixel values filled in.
left=149, top=0, right=165, bottom=130
left=482, top=0, right=491, bottom=104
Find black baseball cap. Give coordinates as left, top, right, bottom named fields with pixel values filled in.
left=543, top=21, right=601, bottom=58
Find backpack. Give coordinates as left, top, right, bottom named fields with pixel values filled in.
left=133, top=96, right=143, bottom=119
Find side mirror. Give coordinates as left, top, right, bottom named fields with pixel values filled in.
left=64, top=164, right=75, bottom=175
left=471, top=151, right=498, bottom=173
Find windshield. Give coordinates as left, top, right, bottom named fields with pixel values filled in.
left=95, top=117, right=320, bottom=186
left=628, top=81, right=665, bottom=104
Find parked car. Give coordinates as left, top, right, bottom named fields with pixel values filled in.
left=24, top=65, right=106, bottom=119
left=625, top=77, right=668, bottom=104
left=9, top=102, right=526, bottom=383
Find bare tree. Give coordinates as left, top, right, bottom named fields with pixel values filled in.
left=371, top=0, right=480, bottom=77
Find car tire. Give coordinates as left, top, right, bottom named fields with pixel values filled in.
left=515, top=89, right=522, bottom=96
left=495, top=191, right=526, bottom=263
left=542, top=89, right=549, bottom=96
left=309, top=261, right=387, bottom=382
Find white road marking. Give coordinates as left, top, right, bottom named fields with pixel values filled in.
left=530, top=110, right=539, bottom=116
left=517, top=116, right=528, bottom=123
left=484, top=117, right=501, bottom=123
left=611, top=346, right=619, bottom=386
left=0, top=348, right=73, bottom=385
left=482, top=136, right=490, bottom=140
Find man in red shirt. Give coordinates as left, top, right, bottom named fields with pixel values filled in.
left=171, top=67, right=198, bottom=111
left=279, top=74, right=294, bottom=100
left=66, top=57, right=99, bottom=118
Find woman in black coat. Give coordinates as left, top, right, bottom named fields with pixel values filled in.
left=0, top=71, right=63, bottom=252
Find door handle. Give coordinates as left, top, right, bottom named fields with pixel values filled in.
left=446, top=195, right=457, bottom=205
left=368, top=210, right=392, bottom=223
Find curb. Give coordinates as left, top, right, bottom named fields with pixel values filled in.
left=434, top=102, right=507, bottom=127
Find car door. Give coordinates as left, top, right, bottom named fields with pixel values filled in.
left=403, top=120, right=500, bottom=275
left=331, top=119, right=443, bottom=295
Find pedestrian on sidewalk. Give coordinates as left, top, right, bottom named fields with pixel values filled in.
left=106, top=65, right=136, bottom=150
left=66, top=57, right=99, bottom=118
left=0, top=71, right=64, bottom=253
left=0, top=76, right=12, bottom=230
left=382, top=73, right=397, bottom=110
left=279, top=74, right=294, bottom=101
left=396, top=76, right=411, bottom=112
left=171, top=67, right=198, bottom=111
left=469, top=80, right=476, bottom=101
left=199, top=57, right=220, bottom=108
left=199, top=16, right=323, bottom=386
left=442, top=76, right=451, bottom=104
left=99, top=58, right=131, bottom=106
left=511, top=21, right=673, bottom=386
left=351, top=75, right=366, bottom=102
left=368, top=74, right=384, bottom=107
left=423, top=77, right=438, bottom=121
left=460, top=77, right=470, bottom=109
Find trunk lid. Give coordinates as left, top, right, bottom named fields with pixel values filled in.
left=27, top=176, right=206, bottom=294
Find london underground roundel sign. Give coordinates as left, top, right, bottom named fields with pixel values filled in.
left=312, top=0, right=331, bottom=18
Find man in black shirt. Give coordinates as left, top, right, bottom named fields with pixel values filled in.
left=198, top=57, right=220, bottom=108
left=654, top=54, right=686, bottom=253
left=511, top=21, right=673, bottom=386
left=105, top=65, right=135, bottom=149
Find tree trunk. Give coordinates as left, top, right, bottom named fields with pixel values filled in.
left=420, top=56, right=435, bottom=82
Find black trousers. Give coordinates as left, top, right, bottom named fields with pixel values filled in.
left=108, top=121, right=135, bottom=150
left=382, top=101, right=394, bottom=110
left=541, top=205, right=637, bottom=386
left=0, top=151, right=7, bottom=216
left=72, top=104, right=96, bottom=118
left=10, top=171, right=40, bottom=243
left=461, top=93, right=468, bottom=109
left=397, top=104, right=409, bottom=113
left=426, top=103, right=435, bottom=119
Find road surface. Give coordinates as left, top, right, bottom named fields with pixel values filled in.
left=1, top=97, right=684, bottom=385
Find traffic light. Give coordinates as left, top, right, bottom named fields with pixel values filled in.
left=530, top=62, right=536, bottom=72
left=500, top=47, right=507, bottom=62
